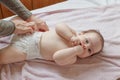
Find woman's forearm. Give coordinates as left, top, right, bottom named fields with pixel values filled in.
left=0, top=0, right=32, bottom=20
left=0, top=20, right=15, bottom=36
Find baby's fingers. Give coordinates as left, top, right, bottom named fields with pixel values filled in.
left=71, top=41, right=78, bottom=46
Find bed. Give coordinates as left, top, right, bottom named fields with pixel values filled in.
left=1, top=0, right=120, bottom=80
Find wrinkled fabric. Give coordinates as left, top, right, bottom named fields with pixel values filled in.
left=1, top=4, right=120, bottom=80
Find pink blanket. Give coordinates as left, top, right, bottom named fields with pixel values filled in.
left=1, top=4, right=120, bottom=80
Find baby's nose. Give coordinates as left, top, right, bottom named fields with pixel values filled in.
left=81, top=43, right=86, bottom=49
left=82, top=43, right=90, bottom=49
left=84, top=45, right=87, bottom=49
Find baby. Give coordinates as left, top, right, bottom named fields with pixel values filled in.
left=0, top=23, right=104, bottom=65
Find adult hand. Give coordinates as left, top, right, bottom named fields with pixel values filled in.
left=27, top=15, right=49, bottom=32
left=12, top=20, right=35, bottom=35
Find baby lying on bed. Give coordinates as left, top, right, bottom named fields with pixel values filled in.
left=0, top=23, right=104, bottom=65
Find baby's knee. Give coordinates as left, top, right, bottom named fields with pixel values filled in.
left=0, top=52, right=3, bottom=64
left=0, top=56, right=6, bottom=64
left=0, top=51, right=4, bottom=64
left=0, top=52, right=10, bottom=64
left=0, top=54, right=7, bottom=64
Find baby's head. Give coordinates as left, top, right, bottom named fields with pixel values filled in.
left=77, top=29, right=104, bottom=58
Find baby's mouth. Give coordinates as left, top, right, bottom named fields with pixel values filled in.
left=79, top=43, right=81, bottom=45
left=79, top=42, right=86, bottom=49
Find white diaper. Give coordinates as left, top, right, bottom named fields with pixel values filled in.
left=11, top=32, right=43, bottom=60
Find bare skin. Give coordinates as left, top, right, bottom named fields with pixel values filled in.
left=0, top=23, right=103, bottom=65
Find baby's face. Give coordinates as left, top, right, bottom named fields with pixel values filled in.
left=77, top=32, right=102, bottom=58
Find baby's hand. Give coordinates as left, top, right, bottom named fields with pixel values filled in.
left=70, top=36, right=81, bottom=46
left=73, top=45, right=84, bottom=56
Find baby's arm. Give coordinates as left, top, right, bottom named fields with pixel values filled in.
left=55, top=23, right=76, bottom=41
left=53, top=45, right=83, bottom=66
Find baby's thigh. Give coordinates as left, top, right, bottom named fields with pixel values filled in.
left=0, top=46, right=26, bottom=64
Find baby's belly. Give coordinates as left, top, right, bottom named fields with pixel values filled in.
left=41, top=40, right=68, bottom=60
left=40, top=32, right=69, bottom=60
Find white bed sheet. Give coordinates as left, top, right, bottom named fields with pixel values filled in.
left=5, top=0, right=120, bottom=20
left=32, top=0, right=120, bottom=13
left=1, top=0, right=120, bottom=80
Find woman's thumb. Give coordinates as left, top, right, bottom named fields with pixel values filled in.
left=25, top=22, right=36, bottom=27
left=23, top=27, right=34, bottom=34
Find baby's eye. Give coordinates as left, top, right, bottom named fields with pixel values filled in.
left=88, top=49, right=91, bottom=54
left=85, top=39, right=89, bottom=44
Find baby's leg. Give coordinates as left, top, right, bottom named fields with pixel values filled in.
left=0, top=46, right=26, bottom=64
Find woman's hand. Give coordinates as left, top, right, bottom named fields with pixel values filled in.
left=12, top=20, right=35, bottom=35
left=27, top=15, right=49, bottom=32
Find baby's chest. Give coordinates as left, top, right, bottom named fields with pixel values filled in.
left=41, top=31, right=70, bottom=52
left=45, top=37, right=68, bottom=50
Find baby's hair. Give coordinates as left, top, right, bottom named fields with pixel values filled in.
left=81, top=29, right=104, bottom=53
